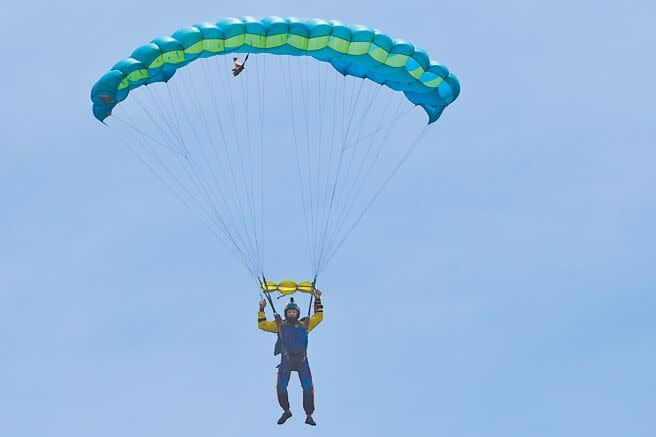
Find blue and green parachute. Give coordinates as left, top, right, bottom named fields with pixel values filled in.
left=91, top=16, right=459, bottom=124
left=91, top=16, right=460, bottom=285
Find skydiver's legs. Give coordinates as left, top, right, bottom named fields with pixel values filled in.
left=276, top=357, right=291, bottom=412
left=296, top=358, right=315, bottom=416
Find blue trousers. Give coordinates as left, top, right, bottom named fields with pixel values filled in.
left=276, top=353, right=314, bottom=415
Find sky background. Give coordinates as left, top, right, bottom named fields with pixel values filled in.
left=1, top=0, right=655, bottom=436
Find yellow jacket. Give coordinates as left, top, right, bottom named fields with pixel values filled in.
left=258, top=299, right=324, bottom=333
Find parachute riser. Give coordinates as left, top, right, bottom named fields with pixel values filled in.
left=307, top=275, right=317, bottom=319
left=260, top=274, right=278, bottom=315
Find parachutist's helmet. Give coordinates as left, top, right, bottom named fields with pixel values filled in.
left=284, top=298, right=300, bottom=319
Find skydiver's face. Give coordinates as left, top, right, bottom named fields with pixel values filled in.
left=285, top=309, right=299, bottom=320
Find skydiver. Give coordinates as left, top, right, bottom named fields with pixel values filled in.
left=258, top=289, right=323, bottom=426
left=232, top=53, right=249, bottom=76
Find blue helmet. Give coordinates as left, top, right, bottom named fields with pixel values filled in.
left=284, top=298, right=300, bottom=318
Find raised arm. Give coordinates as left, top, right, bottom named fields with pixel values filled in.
left=306, top=290, right=324, bottom=333
left=257, top=299, right=278, bottom=333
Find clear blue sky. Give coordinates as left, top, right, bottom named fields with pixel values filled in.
left=1, top=1, right=655, bottom=436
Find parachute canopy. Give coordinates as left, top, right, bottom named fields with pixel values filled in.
left=91, top=16, right=460, bottom=124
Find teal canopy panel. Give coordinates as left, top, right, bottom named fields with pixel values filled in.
left=90, top=16, right=460, bottom=124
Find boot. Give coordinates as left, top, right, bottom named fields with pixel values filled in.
left=277, top=410, right=292, bottom=425
left=305, top=415, right=316, bottom=426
